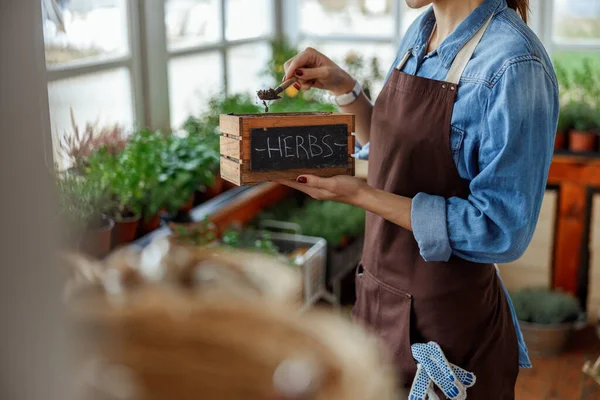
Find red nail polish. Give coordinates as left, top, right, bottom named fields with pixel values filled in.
left=295, top=69, right=303, bottom=76
left=293, top=83, right=301, bottom=90
left=297, top=177, right=307, bottom=183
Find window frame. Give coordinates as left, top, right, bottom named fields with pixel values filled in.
left=43, top=0, right=600, bottom=164
left=43, top=0, right=278, bottom=137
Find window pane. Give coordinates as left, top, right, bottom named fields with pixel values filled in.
left=300, top=0, right=393, bottom=37
left=165, top=0, right=221, bottom=50
left=42, top=0, right=129, bottom=66
left=48, top=68, right=134, bottom=168
left=226, top=0, right=272, bottom=40
left=169, top=52, right=224, bottom=128
left=300, top=41, right=396, bottom=98
left=402, top=3, right=428, bottom=34
left=227, top=43, right=271, bottom=95
left=553, top=0, right=600, bottom=42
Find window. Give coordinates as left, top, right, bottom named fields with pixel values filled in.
left=42, top=0, right=275, bottom=167
left=165, top=0, right=274, bottom=128
left=43, top=0, right=130, bottom=66
left=297, top=0, right=428, bottom=99
left=165, top=0, right=221, bottom=51
left=226, top=0, right=273, bottom=40
left=300, top=0, right=394, bottom=38
left=227, top=42, right=272, bottom=95
left=169, top=52, right=224, bottom=127
left=547, top=0, right=600, bottom=73
left=42, top=0, right=136, bottom=169
left=553, top=0, right=600, bottom=43
left=42, top=0, right=595, bottom=169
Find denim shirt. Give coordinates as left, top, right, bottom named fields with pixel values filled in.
left=355, top=0, right=559, bottom=368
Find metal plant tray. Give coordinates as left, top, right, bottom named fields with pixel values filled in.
left=238, top=227, right=336, bottom=309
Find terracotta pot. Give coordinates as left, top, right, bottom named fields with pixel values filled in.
left=223, top=179, right=236, bottom=191
left=80, top=215, right=114, bottom=259
left=137, top=214, right=161, bottom=238
left=111, top=214, right=141, bottom=249
left=569, top=130, right=596, bottom=152
left=180, top=194, right=195, bottom=213
left=554, top=130, right=567, bottom=150
left=204, top=175, right=225, bottom=200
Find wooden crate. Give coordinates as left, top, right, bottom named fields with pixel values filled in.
left=219, top=112, right=355, bottom=186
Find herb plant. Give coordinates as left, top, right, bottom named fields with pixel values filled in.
left=55, top=171, right=107, bottom=246
left=116, top=129, right=170, bottom=222
left=160, top=133, right=219, bottom=215
left=510, top=288, right=582, bottom=325
left=59, top=108, right=127, bottom=174
left=257, top=199, right=366, bottom=248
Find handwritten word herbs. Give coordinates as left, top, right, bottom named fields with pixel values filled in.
left=250, top=125, right=349, bottom=172
left=255, top=134, right=346, bottom=160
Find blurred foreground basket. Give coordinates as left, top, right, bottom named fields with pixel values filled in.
left=61, top=241, right=404, bottom=400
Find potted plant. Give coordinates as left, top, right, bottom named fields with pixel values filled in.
left=115, top=129, right=171, bottom=237
left=183, top=114, right=227, bottom=201
left=86, top=147, right=143, bottom=248
left=161, top=132, right=219, bottom=220
left=58, top=108, right=127, bottom=174
left=55, top=171, right=114, bottom=259
left=568, top=102, right=599, bottom=152
left=510, top=287, right=584, bottom=356
left=555, top=104, right=574, bottom=151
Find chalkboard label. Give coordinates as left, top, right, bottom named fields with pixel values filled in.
left=250, top=124, right=349, bottom=172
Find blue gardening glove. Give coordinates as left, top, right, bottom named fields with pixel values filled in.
left=409, top=363, right=439, bottom=400
left=409, top=342, right=476, bottom=400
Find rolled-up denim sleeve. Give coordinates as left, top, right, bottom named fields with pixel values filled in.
left=412, top=59, right=558, bottom=263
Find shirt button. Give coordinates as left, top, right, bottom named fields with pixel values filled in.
left=414, top=45, right=420, bottom=50
left=442, top=84, right=447, bottom=89
left=450, top=86, right=456, bottom=91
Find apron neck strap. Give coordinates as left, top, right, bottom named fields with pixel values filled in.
left=445, top=13, right=493, bottom=85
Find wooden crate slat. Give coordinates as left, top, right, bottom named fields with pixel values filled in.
left=219, top=114, right=243, bottom=137
left=241, top=114, right=354, bottom=138
left=220, top=157, right=242, bottom=186
left=239, top=164, right=352, bottom=185
left=220, top=135, right=242, bottom=159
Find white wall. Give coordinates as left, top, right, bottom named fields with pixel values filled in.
left=0, top=1, right=69, bottom=399
left=498, top=191, right=557, bottom=290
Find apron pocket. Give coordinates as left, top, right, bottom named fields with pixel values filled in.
left=351, top=264, right=381, bottom=330
left=377, top=280, right=415, bottom=374
left=352, top=267, right=415, bottom=375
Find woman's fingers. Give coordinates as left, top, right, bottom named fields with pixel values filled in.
left=298, top=80, right=315, bottom=91
left=283, top=47, right=322, bottom=81
left=295, top=66, right=329, bottom=81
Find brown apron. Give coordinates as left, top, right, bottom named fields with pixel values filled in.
left=352, top=14, right=519, bottom=399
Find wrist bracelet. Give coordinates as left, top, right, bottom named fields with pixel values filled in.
left=328, top=80, right=361, bottom=107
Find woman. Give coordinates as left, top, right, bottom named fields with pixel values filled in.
left=278, top=0, right=558, bottom=398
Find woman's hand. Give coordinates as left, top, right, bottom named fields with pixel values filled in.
left=274, top=175, right=370, bottom=205
left=276, top=175, right=413, bottom=232
left=283, top=47, right=356, bottom=95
